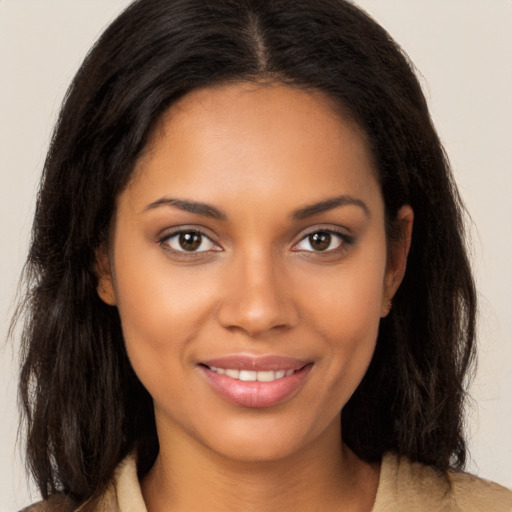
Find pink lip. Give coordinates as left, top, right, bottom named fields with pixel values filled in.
left=199, top=355, right=312, bottom=408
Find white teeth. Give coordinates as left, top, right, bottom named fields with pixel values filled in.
left=239, top=370, right=257, bottom=381
left=225, top=369, right=239, bottom=379
left=256, top=371, right=275, bottom=382
left=208, top=366, right=296, bottom=382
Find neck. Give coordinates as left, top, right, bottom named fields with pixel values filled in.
left=141, top=418, right=380, bottom=512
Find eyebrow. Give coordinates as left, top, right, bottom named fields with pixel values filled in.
left=144, top=194, right=369, bottom=221
left=292, top=194, right=370, bottom=220
left=144, top=197, right=227, bottom=220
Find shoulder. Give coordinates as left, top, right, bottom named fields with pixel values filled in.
left=19, top=454, right=142, bottom=512
left=448, top=469, right=512, bottom=512
left=374, top=453, right=512, bottom=512
left=19, top=490, right=118, bottom=512
left=18, top=494, right=77, bottom=512
left=18, top=488, right=119, bottom=512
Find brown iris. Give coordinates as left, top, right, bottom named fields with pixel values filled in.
left=179, top=232, right=202, bottom=251
left=309, top=232, right=331, bottom=251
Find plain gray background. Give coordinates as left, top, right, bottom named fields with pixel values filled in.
left=1, top=1, right=511, bottom=509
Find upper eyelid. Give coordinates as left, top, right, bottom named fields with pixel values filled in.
left=156, top=224, right=353, bottom=247
left=158, top=227, right=222, bottom=252
left=295, top=225, right=352, bottom=241
left=158, top=225, right=218, bottom=241
left=158, top=229, right=223, bottom=258
left=291, top=226, right=354, bottom=251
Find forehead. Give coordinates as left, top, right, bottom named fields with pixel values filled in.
left=125, top=82, right=381, bottom=215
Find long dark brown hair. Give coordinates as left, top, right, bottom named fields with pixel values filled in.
left=14, top=0, right=476, bottom=506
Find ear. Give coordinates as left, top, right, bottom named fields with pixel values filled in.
left=94, top=245, right=117, bottom=306
left=381, top=205, right=414, bottom=317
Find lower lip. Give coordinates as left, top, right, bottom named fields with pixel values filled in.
left=200, top=364, right=312, bottom=408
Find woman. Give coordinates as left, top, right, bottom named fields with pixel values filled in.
left=15, top=0, right=511, bottom=510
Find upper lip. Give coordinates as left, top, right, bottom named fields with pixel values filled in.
left=200, top=355, right=310, bottom=372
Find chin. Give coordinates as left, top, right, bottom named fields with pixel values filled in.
left=185, top=409, right=342, bottom=465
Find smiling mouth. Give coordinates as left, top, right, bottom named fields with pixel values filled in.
left=199, top=360, right=313, bottom=408
left=206, top=366, right=296, bottom=382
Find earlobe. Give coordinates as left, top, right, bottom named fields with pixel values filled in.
left=94, top=246, right=117, bottom=306
left=381, top=205, right=414, bottom=317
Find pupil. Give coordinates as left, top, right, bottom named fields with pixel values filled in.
left=309, top=232, right=331, bottom=251
left=179, top=232, right=201, bottom=251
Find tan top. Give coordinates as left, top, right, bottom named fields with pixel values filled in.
left=24, top=453, right=512, bottom=512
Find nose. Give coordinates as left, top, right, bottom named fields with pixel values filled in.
left=216, top=249, right=299, bottom=337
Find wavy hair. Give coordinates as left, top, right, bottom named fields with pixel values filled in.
left=14, top=0, right=476, bottom=505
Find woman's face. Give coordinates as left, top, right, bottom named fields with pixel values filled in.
left=98, top=82, right=411, bottom=463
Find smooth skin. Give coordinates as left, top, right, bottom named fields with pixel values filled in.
left=97, top=82, right=413, bottom=512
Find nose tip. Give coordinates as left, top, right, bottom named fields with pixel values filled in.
left=216, top=257, right=298, bottom=337
left=221, top=298, right=289, bottom=336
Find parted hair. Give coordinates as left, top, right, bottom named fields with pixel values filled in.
left=15, top=0, right=476, bottom=506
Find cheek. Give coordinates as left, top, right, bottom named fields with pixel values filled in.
left=111, top=243, right=219, bottom=385
left=301, top=251, right=386, bottom=337
left=298, top=252, right=386, bottom=393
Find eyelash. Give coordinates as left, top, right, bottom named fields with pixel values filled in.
left=158, top=228, right=221, bottom=257
left=292, top=228, right=354, bottom=254
left=158, top=227, right=354, bottom=257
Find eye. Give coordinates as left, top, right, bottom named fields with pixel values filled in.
left=293, top=230, right=348, bottom=252
left=161, top=230, right=220, bottom=253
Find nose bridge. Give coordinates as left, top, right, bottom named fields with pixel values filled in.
left=217, top=244, right=297, bottom=336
